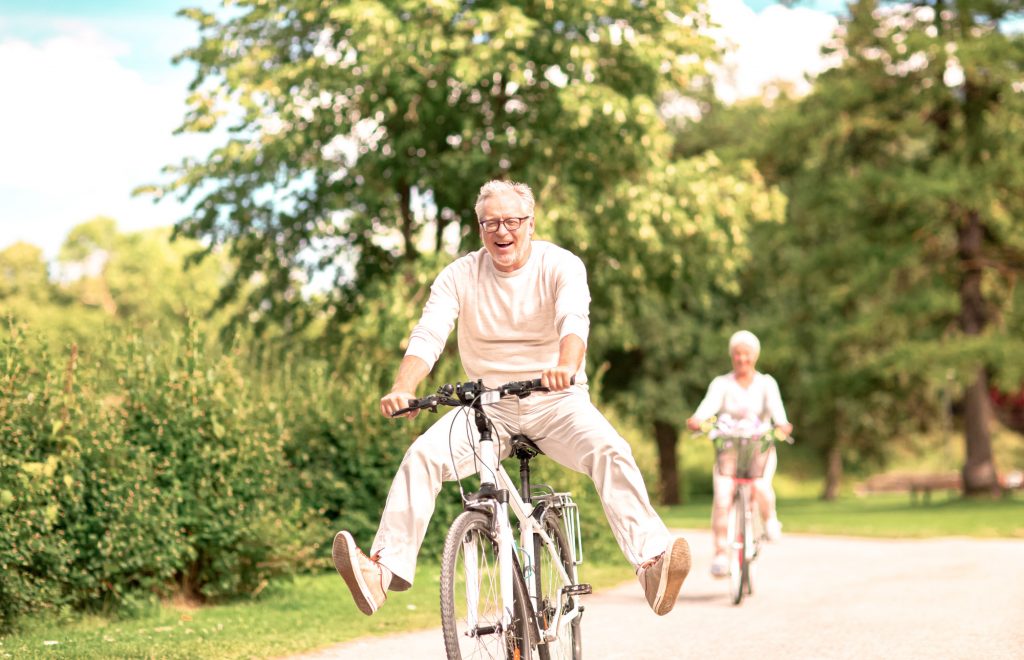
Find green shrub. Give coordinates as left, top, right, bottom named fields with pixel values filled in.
left=0, top=327, right=72, bottom=632
left=114, top=326, right=306, bottom=601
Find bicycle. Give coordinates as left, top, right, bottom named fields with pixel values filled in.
left=700, top=417, right=792, bottom=605
left=394, top=378, right=590, bottom=660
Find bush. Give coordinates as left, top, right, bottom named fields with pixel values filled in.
left=0, top=328, right=73, bottom=632
left=112, top=325, right=306, bottom=600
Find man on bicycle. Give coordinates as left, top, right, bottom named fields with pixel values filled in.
left=333, top=179, right=692, bottom=617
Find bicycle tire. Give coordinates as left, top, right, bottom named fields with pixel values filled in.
left=441, top=510, right=534, bottom=660
left=747, top=504, right=767, bottom=597
left=728, top=489, right=746, bottom=605
left=535, top=509, right=582, bottom=660
left=741, top=489, right=757, bottom=597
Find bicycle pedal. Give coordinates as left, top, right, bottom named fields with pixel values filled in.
left=564, top=583, right=592, bottom=596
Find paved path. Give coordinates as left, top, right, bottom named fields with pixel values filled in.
left=292, top=530, right=1024, bottom=660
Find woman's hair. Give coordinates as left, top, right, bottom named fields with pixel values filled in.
left=474, top=180, right=535, bottom=220
left=729, top=330, right=761, bottom=359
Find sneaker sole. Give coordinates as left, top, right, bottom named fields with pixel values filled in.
left=332, top=531, right=377, bottom=615
left=654, top=537, right=691, bottom=615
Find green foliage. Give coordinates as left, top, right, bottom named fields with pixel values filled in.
left=111, top=324, right=306, bottom=600
left=0, top=320, right=313, bottom=630
left=0, top=328, right=73, bottom=632
left=674, top=0, right=1024, bottom=487
left=153, top=0, right=716, bottom=334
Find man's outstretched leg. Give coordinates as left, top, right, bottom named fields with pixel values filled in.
left=530, top=390, right=692, bottom=615
left=332, top=531, right=393, bottom=615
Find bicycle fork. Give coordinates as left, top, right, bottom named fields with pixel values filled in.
left=466, top=397, right=517, bottom=634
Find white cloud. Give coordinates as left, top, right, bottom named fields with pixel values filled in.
left=705, top=0, right=841, bottom=103
left=0, top=23, right=213, bottom=257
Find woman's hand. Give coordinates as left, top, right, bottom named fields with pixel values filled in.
left=776, top=422, right=793, bottom=437
left=686, top=417, right=701, bottom=431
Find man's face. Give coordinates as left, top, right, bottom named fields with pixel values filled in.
left=478, top=190, right=535, bottom=272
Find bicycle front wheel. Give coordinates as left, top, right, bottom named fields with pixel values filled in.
left=727, top=489, right=747, bottom=605
left=535, top=509, right=582, bottom=660
left=441, top=510, right=534, bottom=660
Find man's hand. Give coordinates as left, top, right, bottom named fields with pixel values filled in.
left=541, top=365, right=576, bottom=391
left=380, top=391, right=419, bottom=419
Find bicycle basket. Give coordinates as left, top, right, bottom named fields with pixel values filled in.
left=715, top=436, right=771, bottom=479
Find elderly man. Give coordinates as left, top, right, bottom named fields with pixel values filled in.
left=333, top=179, right=691, bottom=616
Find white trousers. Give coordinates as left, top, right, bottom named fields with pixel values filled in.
left=711, top=446, right=778, bottom=555
left=370, top=386, right=671, bottom=590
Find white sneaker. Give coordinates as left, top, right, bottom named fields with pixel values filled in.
left=710, top=553, right=729, bottom=578
left=332, top=531, right=392, bottom=615
left=765, top=517, right=783, bottom=542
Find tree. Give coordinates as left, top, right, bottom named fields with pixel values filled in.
left=743, top=0, right=1024, bottom=495
left=552, top=154, right=786, bottom=504
left=152, top=0, right=715, bottom=336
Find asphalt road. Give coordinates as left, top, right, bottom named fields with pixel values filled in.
left=291, top=529, right=1024, bottom=660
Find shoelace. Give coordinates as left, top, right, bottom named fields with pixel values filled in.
left=637, top=550, right=665, bottom=574
left=368, top=550, right=389, bottom=601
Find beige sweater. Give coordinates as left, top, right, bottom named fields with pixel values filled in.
left=405, top=241, right=591, bottom=387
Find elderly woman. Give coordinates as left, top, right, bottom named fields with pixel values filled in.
left=686, top=330, right=793, bottom=578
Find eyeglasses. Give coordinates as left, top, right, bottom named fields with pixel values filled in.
left=479, top=216, right=531, bottom=233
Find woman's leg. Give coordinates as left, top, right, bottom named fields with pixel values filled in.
left=711, top=465, right=735, bottom=556
left=752, top=447, right=778, bottom=523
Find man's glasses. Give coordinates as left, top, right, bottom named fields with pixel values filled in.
left=479, top=216, right=531, bottom=233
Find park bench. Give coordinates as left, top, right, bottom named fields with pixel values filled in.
left=855, top=472, right=962, bottom=503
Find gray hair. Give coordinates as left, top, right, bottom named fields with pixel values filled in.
left=729, top=330, right=761, bottom=359
left=474, top=180, right=535, bottom=220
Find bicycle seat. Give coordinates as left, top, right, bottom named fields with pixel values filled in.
left=510, top=434, right=543, bottom=459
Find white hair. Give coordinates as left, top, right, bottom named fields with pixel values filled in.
left=474, top=180, right=535, bottom=220
left=729, top=330, right=761, bottom=359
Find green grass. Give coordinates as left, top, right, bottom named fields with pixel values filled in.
left=658, top=491, right=1024, bottom=538
left=1, top=562, right=634, bottom=659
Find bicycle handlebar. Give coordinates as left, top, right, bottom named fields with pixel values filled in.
left=391, top=377, right=574, bottom=417
left=692, top=418, right=795, bottom=446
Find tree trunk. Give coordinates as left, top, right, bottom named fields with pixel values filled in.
left=822, top=441, right=843, bottom=501
left=653, top=420, right=681, bottom=506
left=962, top=368, right=999, bottom=494
left=958, top=211, right=998, bottom=494
left=398, top=182, right=418, bottom=261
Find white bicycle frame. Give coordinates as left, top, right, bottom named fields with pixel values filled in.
left=465, top=391, right=583, bottom=646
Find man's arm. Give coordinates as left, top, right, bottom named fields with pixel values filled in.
left=541, top=334, right=585, bottom=391
left=380, top=355, right=431, bottom=419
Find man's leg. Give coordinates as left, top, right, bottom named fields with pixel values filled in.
left=525, top=388, right=690, bottom=615
left=334, top=407, right=486, bottom=613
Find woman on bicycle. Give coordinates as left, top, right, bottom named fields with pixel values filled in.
left=686, top=330, right=793, bottom=578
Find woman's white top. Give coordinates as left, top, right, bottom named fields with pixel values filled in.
left=692, top=371, right=789, bottom=426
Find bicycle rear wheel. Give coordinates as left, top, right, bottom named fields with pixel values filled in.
left=727, top=489, right=747, bottom=605
left=535, top=509, right=582, bottom=660
left=441, top=510, right=534, bottom=660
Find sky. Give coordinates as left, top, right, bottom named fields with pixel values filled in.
left=0, top=0, right=844, bottom=260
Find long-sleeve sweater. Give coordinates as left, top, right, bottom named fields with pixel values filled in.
left=404, top=241, right=591, bottom=387
left=692, top=372, right=789, bottom=426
